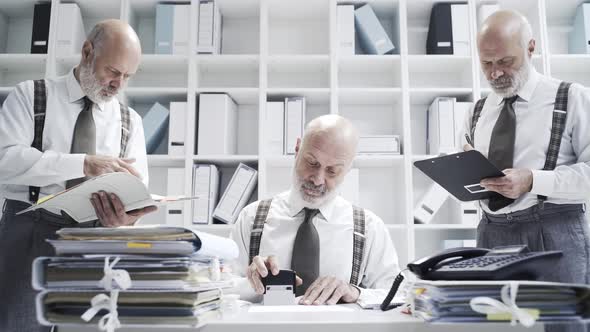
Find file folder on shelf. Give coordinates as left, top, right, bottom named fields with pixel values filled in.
left=166, top=168, right=185, bottom=227
left=427, top=3, right=469, bottom=55
left=569, top=3, right=590, bottom=54
left=427, top=97, right=456, bottom=155
left=155, top=4, right=174, bottom=54
left=198, top=94, right=237, bottom=155
left=414, top=183, right=450, bottom=224
left=173, top=4, right=190, bottom=55
left=168, top=102, right=186, bottom=156
left=192, top=164, right=219, bottom=225
left=358, top=135, right=400, bottom=154
left=450, top=4, right=470, bottom=56
left=265, top=101, right=284, bottom=155
left=31, top=2, right=51, bottom=54
left=212, top=163, right=257, bottom=224
left=354, top=4, right=395, bottom=55
left=55, top=3, right=85, bottom=56
left=284, top=97, right=305, bottom=155
left=142, top=102, right=170, bottom=154
left=338, top=5, right=355, bottom=56
left=197, top=0, right=222, bottom=54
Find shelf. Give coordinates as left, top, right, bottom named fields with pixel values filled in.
left=0, top=53, right=47, bottom=87
left=147, top=155, right=186, bottom=167
left=338, top=55, right=402, bottom=87
left=122, top=87, right=188, bottom=101
left=197, top=88, right=259, bottom=105
left=268, top=55, right=330, bottom=88
left=266, top=88, right=331, bottom=104
left=338, top=88, right=402, bottom=105
left=408, top=55, right=473, bottom=88
left=549, top=54, right=590, bottom=86
left=197, top=55, right=259, bottom=88
left=409, top=88, right=473, bottom=105
left=193, top=155, right=258, bottom=167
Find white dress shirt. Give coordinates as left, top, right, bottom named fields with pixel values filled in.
left=461, top=68, right=590, bottom=214
left=230, top=190, right=400, bottom=303
left=0, top=68, right=148, bottom=203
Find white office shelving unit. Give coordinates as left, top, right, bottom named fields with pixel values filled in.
left=0, top=0, right=587, bottom=267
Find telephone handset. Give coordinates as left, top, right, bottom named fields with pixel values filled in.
left=380, top=245, right=563, bottom=311
left=407, top=245, right=562, bottom=280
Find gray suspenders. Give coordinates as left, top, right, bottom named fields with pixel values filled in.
left=248, top=198, right=367, bottom=286
left=29, top=79, right=132, bottom=203
left=470, top=82, right=572, bottom=207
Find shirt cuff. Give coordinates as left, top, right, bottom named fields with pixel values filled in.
left=352, top=284, right=366, bottom=304
left=54, top=153, right=86, bottom=180
left=530, top=169, right=555, bottom=196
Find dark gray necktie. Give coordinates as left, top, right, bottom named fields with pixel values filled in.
left=487, top=95, right=519, bottom=211
left=291, top=208, right=320, bottom=296
left=66, top=97, right=95, bottom=189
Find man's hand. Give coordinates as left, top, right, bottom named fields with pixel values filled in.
left=300, top=276, right=360, bottom=305
left=84, top=155, right=141, bottom=179
left=247, top=255, right=302, bottom=294
left=480, top=168, right=533, bottom=199
left=90, top=191, right=156, bottom=227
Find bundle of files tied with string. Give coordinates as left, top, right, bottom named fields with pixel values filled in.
left=32, top=225, right=239, bottom=330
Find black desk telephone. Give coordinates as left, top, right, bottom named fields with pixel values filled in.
left=380, top=245, right=562, bottom=310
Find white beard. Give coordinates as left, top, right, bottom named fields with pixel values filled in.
left=290, top=168, right=340, bottom=209
left=79, top=61, right=118, bottom=104
left=489, top=58, right=531, bottom=98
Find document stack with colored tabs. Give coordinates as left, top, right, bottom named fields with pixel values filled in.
left=33, top=226, right=239, bottom=329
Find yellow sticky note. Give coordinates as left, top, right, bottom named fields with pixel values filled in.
left=487, top=309, right=540, bottom=321
left=37, top=194, right=55, bottom=204
left=127, top=242, right=152, bottom=249
left=414, top=288, right=426, bottom=295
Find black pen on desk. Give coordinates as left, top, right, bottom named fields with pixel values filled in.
left=464, top=133, right=474, bottom=147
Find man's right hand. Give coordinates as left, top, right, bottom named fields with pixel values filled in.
left=84, top=155, right=141, bottom=179
left=247, top=255, right=303, bottom=294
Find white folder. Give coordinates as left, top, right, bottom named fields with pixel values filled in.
left=265, top=101, right=284, bottom=155
left=337, top=5, right=355, bottom=56
left=284, top=97, right=305, bottom=155
left=168, top=102, right=186, bottom=156
left=414, top=183, right=450, bottom=224
left=213, top=163, right=257, bottom=224
left=192, top=164, right=219, bottom=224
left=172, top=4, right=190, bottom=55
left=451, top=4, right=470, bottom=56
left=427, top=97, right=456, bottom=155
left=55, top=3, right=85, bottom=56
left=166, top=168, right=185, bottom=227
left=197, top=0, right=222, bottom=54
left=198, top=94, right=237, bottom=155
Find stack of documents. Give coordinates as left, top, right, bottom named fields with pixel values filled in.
left=34, top=226, right=239, bottom=328
left=410, top=280, right=590, bottom=324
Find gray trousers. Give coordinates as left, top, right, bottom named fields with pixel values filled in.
left=477, top=203, right=590, bottom=331
left=0, top=199, right=78, bottom=332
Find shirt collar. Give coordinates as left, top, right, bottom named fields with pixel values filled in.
left=66, top=67, right=106, bottom=112
left=491, top=67, right=540, bottom=106
left=286, top=189, right=338, bottom=223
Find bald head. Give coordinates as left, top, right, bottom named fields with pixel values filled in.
left=301, top=114, right=359, bottom=164
left=76, top=19, right=141, bottom=103
left=478, top=10, right=533, bottom=53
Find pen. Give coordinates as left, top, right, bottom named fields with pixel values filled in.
left=464, top=133, right=474, bottom=147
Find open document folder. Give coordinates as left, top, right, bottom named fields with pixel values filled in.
left=16, top=172, right=199, bottom=223
left=47, top=226, right=239, bottom=260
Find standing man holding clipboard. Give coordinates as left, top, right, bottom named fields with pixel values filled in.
left=463, top=10, right=590, bottom=286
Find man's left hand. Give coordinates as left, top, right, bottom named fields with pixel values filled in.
left=480, top=168, right=533, bottom=199
left=90, top=191, right=157, bottom=227
left=299, top=276, right=360, bottom=305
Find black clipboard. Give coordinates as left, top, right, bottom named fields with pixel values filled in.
left=413, top=150, right=505, bottom=201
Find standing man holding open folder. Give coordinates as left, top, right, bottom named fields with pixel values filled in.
left=462, top=10, right=590, bottom=287
left=0, top=20, right=155, bottom=331
left=231, top=115, right=400, bottom=305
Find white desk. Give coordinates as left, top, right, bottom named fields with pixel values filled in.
left=62, top=305, right=544, bottom=332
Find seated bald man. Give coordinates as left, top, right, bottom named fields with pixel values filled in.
left=231, top=114, right=400, bottom=305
